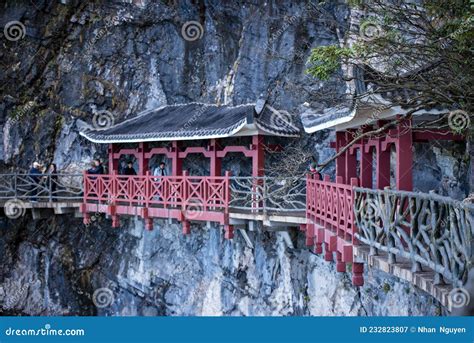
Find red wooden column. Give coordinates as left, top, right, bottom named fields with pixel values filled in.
left=108, top=143, right=119, bottom=174
left=209, top=139, right=221, bottom=176
left=352, top=263, right=364, bottom=286
left=335, top=131, right=347, bottom=183
left=252, top=135, right=265, bottom=177
left=171, top=141, right=183, bottom=176
left=345, top=131, right=357, bottom=183
left=360, top=139, right=373, bottom=188
left=182, top=170, right=191, bottom=235
left=252, top=135, right=265, bottom=211
left=375, top=138, right=391, bottom=189
left=395, top=119, right=413, bottom=191
left=137, top=142, right=149, bottom=175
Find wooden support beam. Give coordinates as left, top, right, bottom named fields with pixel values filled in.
left=335, top=131, right=346, bottom=184
left=171, top=141, right=182, bottom=176
left=209, top=139, right=221, bottom=176
left=252, top=135, right=265, bottom=177
left=336, top=251, right=346, bottom=272
left=396, top=119, right=413, bottom=191
left=137, top=142, right=148, bottom=175
left=375, top=138, right=391, bottom=189
left=324, top=243, right=333, bottom=262
left=360, top=140, right=373, bottom=188
left=108, top=143, right=119, bottom=174
left=352, top=262, right=364, bottom=286
left=413, top=131, right=465, bottom=142
left=345, top=131, right=357, bottom=183
left=145, top=147, right=170, bottom=159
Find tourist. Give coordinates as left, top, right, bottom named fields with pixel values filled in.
left=29, top=162, right=43, bottom=202
left=153, top=161, right=167, bottom=177
left=152, top=162, right=167, bottom=201
left=309, top=156, right=318, bottom=174
left=87, top=159, right=104, bottom=175
left=45, top=163, right=58, bottom=197
left=122, top=161, right=137, bottom=176
left=95, top=159, right=105, bottom=175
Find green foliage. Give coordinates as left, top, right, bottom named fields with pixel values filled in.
left=305, top=0, right=473, bottom=113
left=306, top=45, right=352, bottom=80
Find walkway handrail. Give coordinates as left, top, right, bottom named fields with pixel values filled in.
left=83, top=173, right=230, bottom=212
left=306, top=174, right=358, bottom=244
left=353, top=187, right=474, bottom=287
left=0, top=173, right=83, bottom=201
left=229, top=176, right=306, bottom=213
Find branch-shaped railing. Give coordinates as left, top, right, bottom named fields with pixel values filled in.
left=229, top=177, right=306, bottom=214
left=0, top=173, right=83, bottom=201
left=354, top=187, right=474, bottom=287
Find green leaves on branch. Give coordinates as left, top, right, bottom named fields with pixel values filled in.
left=306, top=45, right=353, bottom=80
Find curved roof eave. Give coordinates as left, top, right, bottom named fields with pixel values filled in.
left=79, top=119, right=249, bottom=144
left=303, top=107, right=357, bottom=134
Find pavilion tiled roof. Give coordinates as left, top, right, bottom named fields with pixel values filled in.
left=302, top=63, right=447, bottom=133
left=80, top=103, right=300, bottom=143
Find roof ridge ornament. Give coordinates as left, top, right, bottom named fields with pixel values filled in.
left=254, top=97, right=267, bottom=116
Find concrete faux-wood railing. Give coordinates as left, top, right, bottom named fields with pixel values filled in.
left=0, top=172, right=472, bottom=309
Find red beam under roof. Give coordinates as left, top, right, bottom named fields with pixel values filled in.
left=413, top=131, right=465, bottom=142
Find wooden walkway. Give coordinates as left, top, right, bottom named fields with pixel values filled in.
left=0, top=173, right=472, bottom=311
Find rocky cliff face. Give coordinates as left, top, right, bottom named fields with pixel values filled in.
left=0, top=0, right=461, bottom=316
left=0, top=215, right=442, bottom=316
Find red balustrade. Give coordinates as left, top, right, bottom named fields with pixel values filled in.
left=306, top=173, right=363, bottom=286
left=81, top=171, right=231, bottom=234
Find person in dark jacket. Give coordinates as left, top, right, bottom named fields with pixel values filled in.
left=29, top=162, right=43, bottom=201
left=122, top=161, right=137, bottom=176
left=95, top=159, right=104, bottom=174
left=87, top=159, right=104, bottom=175
left=46, top=163, right=58, bottom=198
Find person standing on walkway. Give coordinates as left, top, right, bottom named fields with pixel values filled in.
left=29, top=162, right=43, bottom=202
left=87, top=159, right=104, bottom=175
left=153, top=162, right=167, bottom=177
left=122, top=161, right=137, bottom=175
left=45, top=163, right=58, bottom=199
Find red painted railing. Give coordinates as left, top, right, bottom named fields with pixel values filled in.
left=305, top=173, right=363, bottom=285
left=82, top=171, right=231, bottom=233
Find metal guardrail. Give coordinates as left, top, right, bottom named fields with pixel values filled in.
left=0, top=173, right=83, bottom=201
left=354, top=187, right=474, bottom=287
